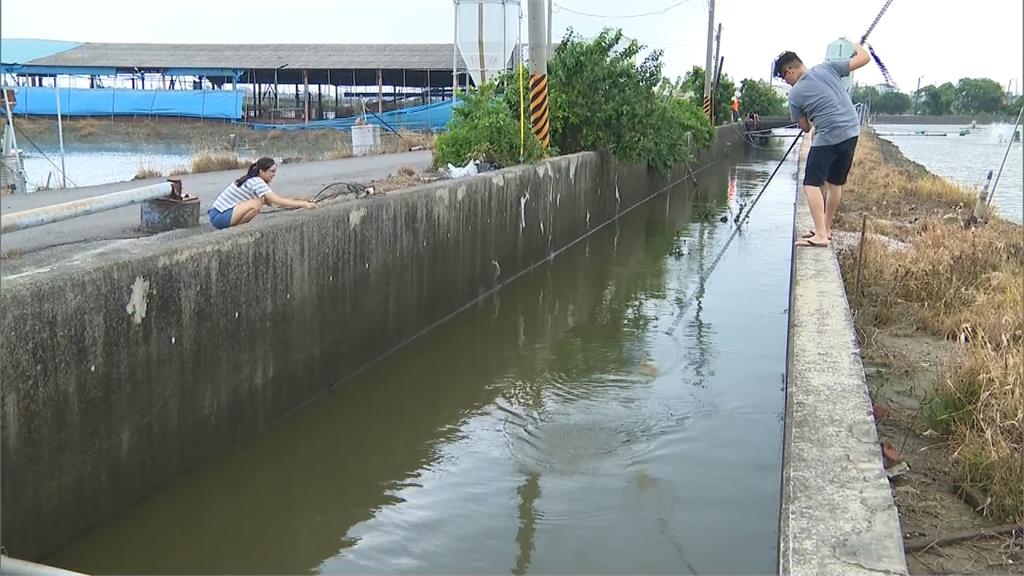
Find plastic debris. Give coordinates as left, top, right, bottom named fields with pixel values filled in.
left=446, top=160, right=479, bottom=179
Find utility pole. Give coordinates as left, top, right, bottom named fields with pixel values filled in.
left=702, top=0, right=715, bottom=121
left=712, top=23, right=722, bottom=121
left=527, top=0, right=550, bottom=149
left=913, top=75, right=922, bottom=115
left=547, top=0, right=552, bottom=54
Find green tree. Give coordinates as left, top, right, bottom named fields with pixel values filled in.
left=434, top=83, right=544, bottom=168
left=544, top=28, right=713, bottom=172
left=436, top=28, right=715, bottom=173
left=955, top=77, right=1007, bottom=114
left=917, top=82, right=958, bottom=115
left=678, top=65, right=736, bottom=125
left=873, top=91, right=913, bottom=114
left=851, top=84, right=881, bottom=107
left=738, top=79, right=786, bottom=116
left=1006, top=93, right=1024, bottom=116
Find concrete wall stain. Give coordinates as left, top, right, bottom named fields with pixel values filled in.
left=125, top=276, right=150, bottom=325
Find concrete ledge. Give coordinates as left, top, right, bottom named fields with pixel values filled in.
left=779, top=137, right=908, bottom=575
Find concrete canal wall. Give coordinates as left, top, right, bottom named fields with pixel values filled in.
left=0, top=127, right=744, bottom=560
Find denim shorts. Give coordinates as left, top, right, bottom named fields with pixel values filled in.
left=208, top=207, right=234, bottom=230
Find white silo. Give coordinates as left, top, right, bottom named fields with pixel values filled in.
left=453, top=0, right=521, bottom=88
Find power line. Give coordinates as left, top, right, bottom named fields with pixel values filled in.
left=553, top=0, right=695, bottom=19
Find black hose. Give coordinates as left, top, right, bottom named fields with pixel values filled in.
left=313, top=181, right=368, bottom=203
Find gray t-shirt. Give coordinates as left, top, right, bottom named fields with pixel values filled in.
left=788, top=60, right=861, bottom=147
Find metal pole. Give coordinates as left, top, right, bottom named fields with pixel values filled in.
left=713, top=23, right=722, bottom=82
left=3, top=84, right=19, bottom=152
left=527, top=0, right=547, bottom=74
left=453, top=0, right=460, bottom=95
left=703, top=0, right=715, bottom=103
left=547, top=0, right=552, bottom=54
left=502, top=0, right=507, bottom=74
left=54, top=76, right=67, bottom=188
left=1, top=181, right=178, bottom=233
left=711, top=55, right=724, bottom=124
left=477, top=1, right=487, bottom=84
left=913, top=76, right=922, bottom=115
left=377, top=69, right=383, bottom=115
left=527, top=0, right=549, bottom=149
left=987, top=104, right=1024, bottom=210
left=518, top=2, right=525, bottom=157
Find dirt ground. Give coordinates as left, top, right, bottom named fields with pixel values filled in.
left=841, top=254, right=1024, bottom=575
left=834, top=129, right=1022, bottom=575
left=865, top=331, right=1021, bottom=573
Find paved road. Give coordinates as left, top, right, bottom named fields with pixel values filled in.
left=0, top=151, right=432, bottom=255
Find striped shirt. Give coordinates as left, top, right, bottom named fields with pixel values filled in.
left=211, top=177, right=272, bottom=212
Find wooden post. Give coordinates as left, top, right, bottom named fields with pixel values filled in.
left=303, top=70, right=310, bottom=123
left=854, top=215, right=868, bottom=308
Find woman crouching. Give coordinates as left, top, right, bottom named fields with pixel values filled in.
left=208, top=157, right=317, bottom=229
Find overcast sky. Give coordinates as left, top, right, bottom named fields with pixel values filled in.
left=2, top=0, right=1021, bottom=92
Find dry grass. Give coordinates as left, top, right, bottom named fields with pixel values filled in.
left=72, top=118, right=103, bottom=139
left=382, top=130, right=436, bottom=154
left=840, top=129, right=1024, bottom=523
left=942, top=340, right=1023, bottom=522
left=189, top=150, right=248, bottom=173
left=133, top=164, right=163, bottom=180
left=370, top=165, right=431, bottom=193
left=323, top=141, right=354, bottom=160
left=838, top=131, right=974, bottom=239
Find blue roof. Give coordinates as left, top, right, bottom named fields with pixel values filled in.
left=0, top=38, right=82, bottom=64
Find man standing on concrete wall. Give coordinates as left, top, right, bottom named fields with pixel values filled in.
left=774, top=43, right=871, bottom=247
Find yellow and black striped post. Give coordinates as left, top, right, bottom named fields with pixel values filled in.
left=703, top=95, right=713, bottom=123
left=529, top=73, right=550, bottom=150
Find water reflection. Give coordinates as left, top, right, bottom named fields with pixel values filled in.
left=50, top=141, right=796, bottom=575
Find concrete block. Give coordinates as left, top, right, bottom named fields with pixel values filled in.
left=140, top=197, right=200, bottom=232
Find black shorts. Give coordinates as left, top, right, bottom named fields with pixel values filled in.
left=804, top=136, right=858, bottom=187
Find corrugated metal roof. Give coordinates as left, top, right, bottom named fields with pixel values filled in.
left=24, top=42, right=467, bottom=71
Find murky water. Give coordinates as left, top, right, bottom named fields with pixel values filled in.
left=875, top=124, right=1023, bottom=223
left=49, top=143, right=797, bottom=575
left=21, top=146, right=191, bottom=190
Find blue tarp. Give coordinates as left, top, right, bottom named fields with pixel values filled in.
left=0, top=39, right=82, bottom=65
left=12, top=87, right=243, bottom=119
left=248, top=100, right=454, bottom=132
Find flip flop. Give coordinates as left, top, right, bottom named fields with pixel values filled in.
left=802, top=230, right=833, bottom=240
left=795, top=238, right=829, bottom=247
